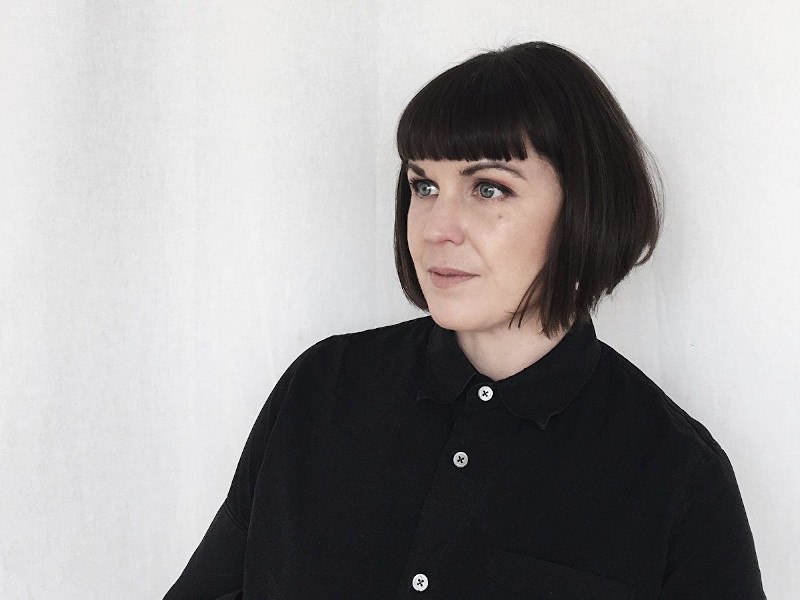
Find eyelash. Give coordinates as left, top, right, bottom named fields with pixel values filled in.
left=407, top=177, right=514, bottom=201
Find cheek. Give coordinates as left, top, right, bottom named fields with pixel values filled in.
left=406, top=207, right=423, bottom=260
left=492, top=214, right=549, bottom=278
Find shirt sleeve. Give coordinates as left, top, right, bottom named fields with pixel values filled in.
left=659, top=441, right=766, bottom=599
left=163, top=345, right=310, bottom=600
left=162, top=502, right=246, bottom=600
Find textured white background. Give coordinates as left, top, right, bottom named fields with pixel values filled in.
left=1, top=1, right=797, bottom=598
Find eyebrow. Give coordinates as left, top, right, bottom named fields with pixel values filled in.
left=406, top=160, right=526, bottom=181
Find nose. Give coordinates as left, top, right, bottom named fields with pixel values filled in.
left=421, top=188, right=467, bottom=245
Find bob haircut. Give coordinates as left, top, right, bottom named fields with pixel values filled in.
left=393, top=41, right=663, bottom=338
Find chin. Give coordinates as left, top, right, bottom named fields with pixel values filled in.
left=426, top=302, right=487, bottom=333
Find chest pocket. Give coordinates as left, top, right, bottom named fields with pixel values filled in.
left=471, top=549, right=631, bottom=600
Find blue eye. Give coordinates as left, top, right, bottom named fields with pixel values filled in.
left=410, top=179, right=438, bottom=197
left=408, top=178, right=512, bottom=200
left=477, top=182, right=505, bottom=199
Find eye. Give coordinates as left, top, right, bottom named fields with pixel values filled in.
left=409, top=178, right=439, bottom=197
left=476, top=181, right=512, bottom=200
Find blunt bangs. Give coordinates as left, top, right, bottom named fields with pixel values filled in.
left=396, top=53, right=559, bottom=165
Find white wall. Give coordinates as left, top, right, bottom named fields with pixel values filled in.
left=1, top=1, right=797, bottom=598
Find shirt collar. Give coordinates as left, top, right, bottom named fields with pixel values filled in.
left=417, top=313, right=601, bottom=430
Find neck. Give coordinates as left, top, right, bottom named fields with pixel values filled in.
left=455, top=314, right=573, bottom=382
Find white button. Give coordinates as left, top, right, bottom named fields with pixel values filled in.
left=453, top=451, right=468, bottom=468
left=478, top=385, right=493, bottom=401
left=412, top=573, right=428, bottom=591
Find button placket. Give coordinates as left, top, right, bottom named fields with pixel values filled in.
left=399, top=389, right=482, bottom=598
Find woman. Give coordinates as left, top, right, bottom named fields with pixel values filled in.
left=164, top=41, right=766, bottom=599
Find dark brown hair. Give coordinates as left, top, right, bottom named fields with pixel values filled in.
left=393, top=41, right=663, bottom=338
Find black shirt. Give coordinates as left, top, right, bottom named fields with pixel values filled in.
left=164, top=314, right=766, bottom=599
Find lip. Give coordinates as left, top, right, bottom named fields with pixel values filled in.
left=428, top=269, right=478, bottom=289
left=428, top=266, right=476, bottom=276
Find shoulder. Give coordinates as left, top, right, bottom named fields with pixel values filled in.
left=339, top=315, right=434, bottom=347
left=339, top=315, right=433, bottom=362
left=595, top=340, right=730, bottom=473
left=289, top=315, right=433, bottom=390
left=585, top=339, right=749, bottom=532
left=595, top=346, right=764, bottom=596
left=302, top=315, right=432, bottom=355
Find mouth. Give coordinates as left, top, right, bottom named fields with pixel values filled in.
left=428, top=268, right=477, bottom=277
left=428, top=270, right=477, bottom=288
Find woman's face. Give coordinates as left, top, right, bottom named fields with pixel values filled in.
left=406, top=147, right=563, bottom=334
